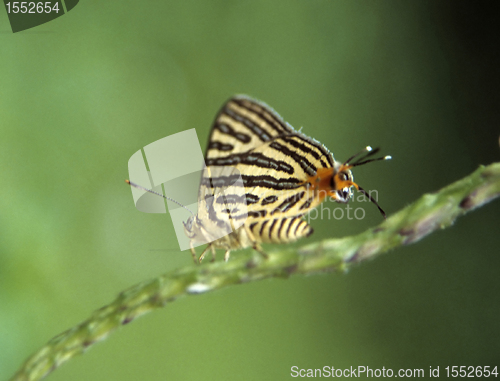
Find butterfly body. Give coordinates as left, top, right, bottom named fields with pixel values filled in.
left=185, top=95, right=389, bottom=263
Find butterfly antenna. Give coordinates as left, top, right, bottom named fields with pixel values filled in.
left=125, top=180, right=195, bottom=216
left=357, top=185, right=387, bottom=219
left=351, top=154, right=392, bottom=167
left=344, top=146, right=378, bottom=165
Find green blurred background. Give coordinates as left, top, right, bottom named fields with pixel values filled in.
left=1, top=1, right=499, bottom=380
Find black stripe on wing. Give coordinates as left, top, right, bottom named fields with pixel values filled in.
left=271, top=191, right=306, bottom=215
left=206, top=152, right=294, bottom=175
left=215, top=193, right=260, bottom=205
left=261, top=195, right=279, bottom=206
left=249, top=216, right=313, bottom=243
left=269, top=141, right=317, bottom=177
left=281, top=135, right=332, bottom=169
left=231, top=96, right=295, bottom=136
left=208, top=141, right=235, bottom=152
left=205, top=95, right=297, bottom=160
left=201, top=174, right=305, bottom=191
left=222, top=107, right=273, bottom=142
left=214, top=123, right=252, bottom=143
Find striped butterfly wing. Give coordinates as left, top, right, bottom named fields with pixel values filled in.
left=211, top=134, right=336, bottom=243
left=200, top=96, right=337, bottom=245
left=197, top=95, right=296, bottom=231
left=194, top=164, right=248, bottom=244
left=204, top=95, right=296, bottom=161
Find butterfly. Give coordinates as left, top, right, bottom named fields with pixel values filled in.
left=182, top=95, right=391, bottom=263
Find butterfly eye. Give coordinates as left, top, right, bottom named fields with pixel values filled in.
left=339, top=172, right=348, bottom=182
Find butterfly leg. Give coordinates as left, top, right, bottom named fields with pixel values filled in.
left=244, top=225, right=269, bottom=259
left=189, top=242, right=197, bottom=264
left=198, top=244, right=211, bottom=263
left=224, top=250, right=231, bottom=262
left=252, top=242, right=269, bottom=259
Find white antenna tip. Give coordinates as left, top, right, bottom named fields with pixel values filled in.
left=384, top=155, right=392, bottom=160
left=366, top=146, right=372, bottom=151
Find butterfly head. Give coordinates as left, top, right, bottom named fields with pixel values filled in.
left=307, top=146, right=391, bottom=218
left=306, top=165, right=355, bottom=203
left=331, top=166, right=355, bottom=203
